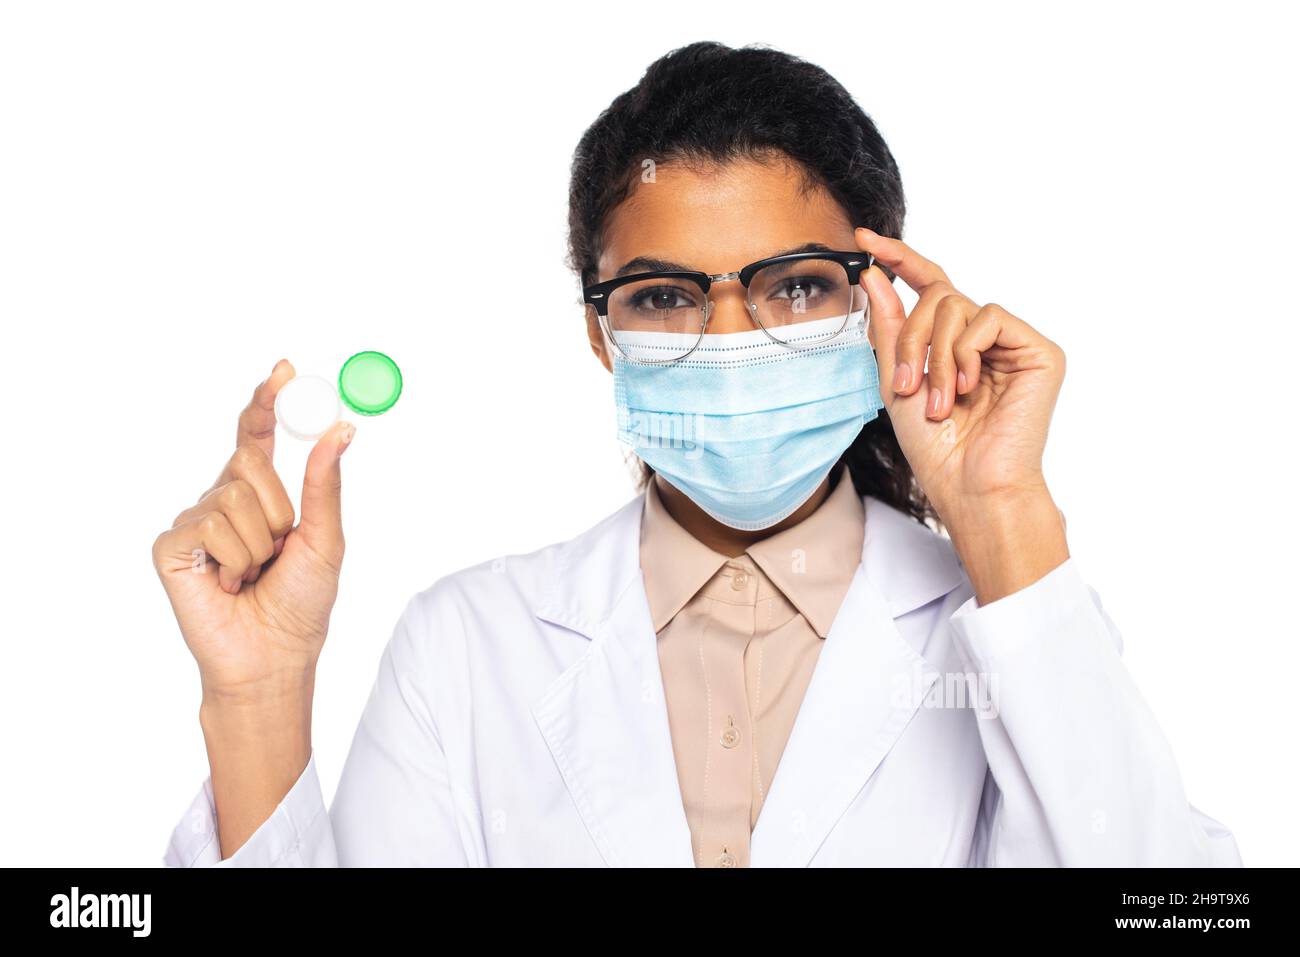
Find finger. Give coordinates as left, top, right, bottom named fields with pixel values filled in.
left=952, top=303, right=1043, bottom=377
left=297, top=420, right=355, bottom=569
left=248, top=535, right=287, bottom=583
left=952, top=313, right=991, bottom=394
left=236, top=359, right=296, bottom=458
left=244, top=530, right=286, bottom=582
left=157, top=511, right=252, bottom=594
left=855, top=227, right=952, bottom=297
left=859, top=264, right=907, bottom=404
left=891, top=282, right=953, bottom=398
left=174, top=479, right=276, bottom=566
left=207, top=479, right=276, bottom=566
left=217, top=443, right=296, bottom=538
left=926, top=293, right=975, bottom=420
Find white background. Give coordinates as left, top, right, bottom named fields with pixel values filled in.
left=1, top=0, right=1295, bottom=867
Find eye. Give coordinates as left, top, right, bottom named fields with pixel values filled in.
left=770, top=276, right=834, bottom=302
left=628, top=285, right=699, bottom=314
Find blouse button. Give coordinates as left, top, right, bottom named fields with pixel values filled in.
left=720, top=725, right=741, bottom=749
left=731, top=570, right=749, bottom=590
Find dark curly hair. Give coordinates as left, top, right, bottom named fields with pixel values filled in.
left=566, top=40, right=937, bottom=526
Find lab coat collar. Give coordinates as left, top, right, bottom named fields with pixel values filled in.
left=531, top=494, right=645, bottom=641
left=533, top=490, right=962, bottom=638
left=531, top=489, right=967, bottom=867
left=861, top=496, right=966, bottom=617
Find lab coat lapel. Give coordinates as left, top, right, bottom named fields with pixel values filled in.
left=750, top=497, right=966, bottom=867
left=530, top=496, right=695, bottom=868
left=529, top=492, right=965, bottom=868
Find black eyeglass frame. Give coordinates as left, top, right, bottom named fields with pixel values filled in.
left=582, top=249, right=887, bottom=363
left=582, top=249, right=881, bottom=315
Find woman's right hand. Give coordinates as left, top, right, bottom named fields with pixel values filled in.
left=153, top=359, right=354, bottom=700
left=152, top=359, right=354, bottom=856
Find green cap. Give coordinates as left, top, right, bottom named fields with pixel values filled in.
left=338, top=350, right=403, bottom=416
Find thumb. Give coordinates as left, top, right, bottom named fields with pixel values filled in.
left=297, top=420, right=355, bottom=566
left=861, top=264, right=906, bottom=405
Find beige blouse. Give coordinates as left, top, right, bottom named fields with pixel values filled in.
left=638, top=466, right=866, bottom=868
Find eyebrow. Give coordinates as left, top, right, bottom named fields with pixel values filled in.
left=613, top=242, right=835, bottom=278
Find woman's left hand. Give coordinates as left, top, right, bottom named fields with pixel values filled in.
left=854, top=226, right=1070, bottom=603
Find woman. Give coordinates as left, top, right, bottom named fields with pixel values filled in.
left=156, top=42, right=1238, bottom=867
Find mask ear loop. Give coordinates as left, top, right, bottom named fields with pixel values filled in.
left=862, top=253, right=876, bottom=349
left=595, top=308, right=624, bottom=363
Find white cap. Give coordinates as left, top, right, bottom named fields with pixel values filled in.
left=274, top=374, right=342, bottom=441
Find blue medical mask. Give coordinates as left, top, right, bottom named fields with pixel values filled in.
left=613, top=310, right=884, bottom=531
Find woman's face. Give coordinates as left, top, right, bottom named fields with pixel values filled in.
left=585, top=156, right=862, bottom=369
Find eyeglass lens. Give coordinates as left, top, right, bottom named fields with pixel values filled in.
left=605, top=257, right=865, bottom=363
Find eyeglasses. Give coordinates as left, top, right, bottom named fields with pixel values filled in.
left=583, top=250, right=876, bottom=365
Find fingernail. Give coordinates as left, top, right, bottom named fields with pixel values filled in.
left=892, top=362, right=912, bottom=393
left=857, top=226, right=877, bottom=236
left=957, top=370, right=968, bottom=393
left=339, top=423, right=356, bottom=452
left=928, top=388, right=942, bottom=417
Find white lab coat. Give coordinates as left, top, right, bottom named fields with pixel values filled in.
left=163, top=492, right=1240, bottom=867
